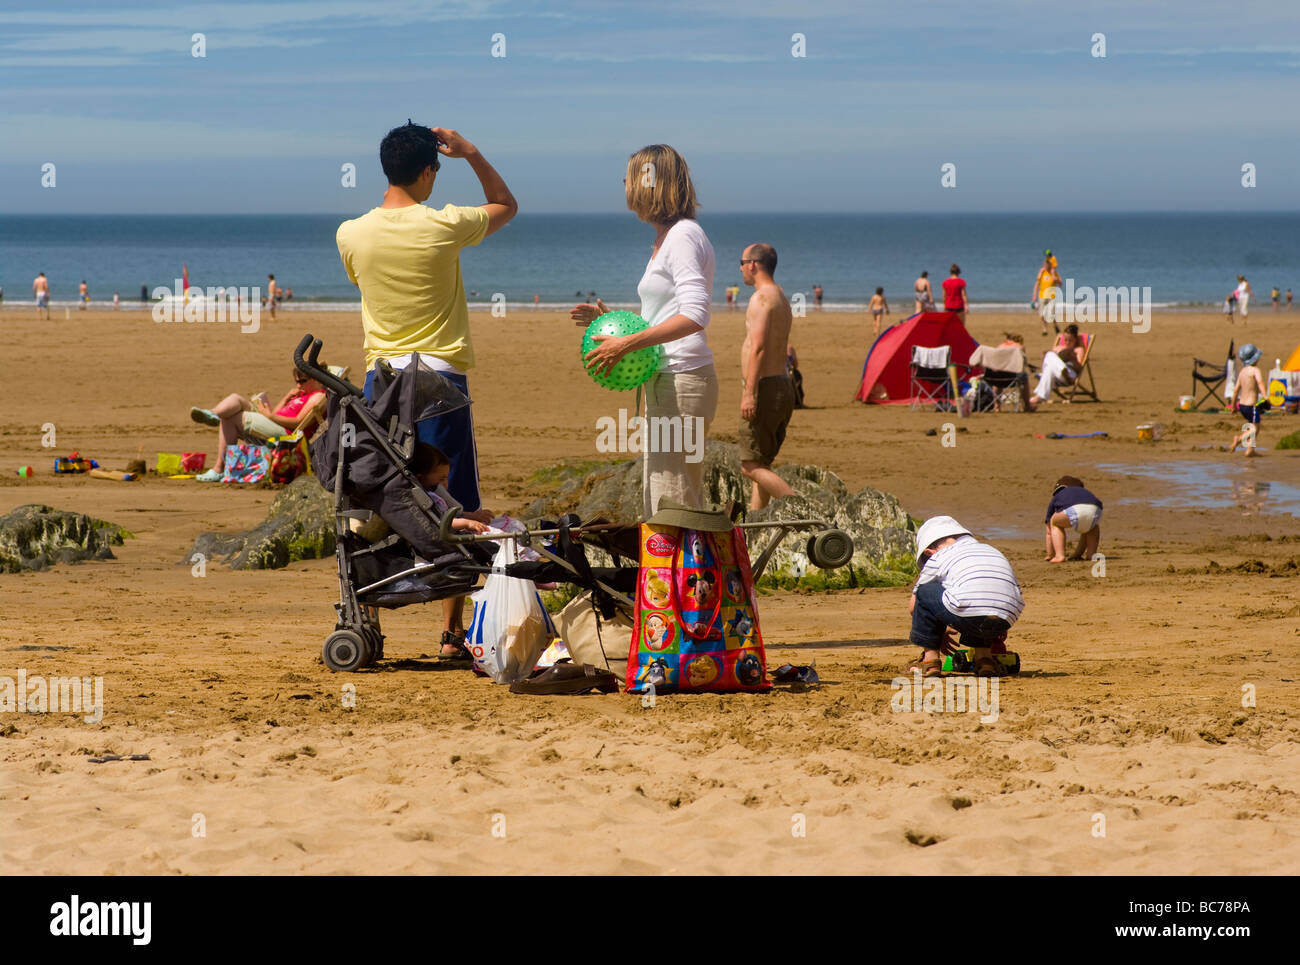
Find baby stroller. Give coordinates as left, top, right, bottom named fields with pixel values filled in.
left=294, top=335, right=856, bottom=673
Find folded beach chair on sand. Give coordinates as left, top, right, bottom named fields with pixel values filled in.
left=1191, top=340, right=1235, bottom=410
left=969, top=344, right=1028, bottom=412
left=910, top=344, right=955, bottom=410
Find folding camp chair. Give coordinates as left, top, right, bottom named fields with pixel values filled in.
left=910, top=345, right=954, bottom=410
left=969, top=344, right=1029, bottom=412
left=1191, top=340, right=1234, bottom=410
left=1054, top=333, right=1099, bottom=403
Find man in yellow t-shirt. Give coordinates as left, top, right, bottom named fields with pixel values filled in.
left=1032, top=251, right=1062, bottom=336
left=337, top=122, right=516, bottom=659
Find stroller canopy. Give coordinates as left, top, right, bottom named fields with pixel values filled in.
left=313, top=354, right=470, bottom=495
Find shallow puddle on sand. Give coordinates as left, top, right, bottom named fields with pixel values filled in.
left=1096, top=460, right=1300, bottom=517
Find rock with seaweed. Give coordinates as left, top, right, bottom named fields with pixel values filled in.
left=520, top=441, right=917, bottom=589
left=0, top=505, right=131, bottom=573
left=187, top=476, right=335, bottom=570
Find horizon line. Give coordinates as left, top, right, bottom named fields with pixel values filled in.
left=5, top=209, right=1300, bottom=217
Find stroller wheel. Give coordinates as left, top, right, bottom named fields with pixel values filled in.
left=322, top=629, right=371, bottom=672
left=806, top=529, right=854, bottom=569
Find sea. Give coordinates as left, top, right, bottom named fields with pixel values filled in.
left=1, top=212, right=1297, bottom=312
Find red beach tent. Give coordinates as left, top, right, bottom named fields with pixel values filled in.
left=855, top=311, right=981, bottom=404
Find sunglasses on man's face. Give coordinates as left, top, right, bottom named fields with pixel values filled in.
left=740, top=259, right=757, bottom=266
left=294, top=374, right=308, bottom=383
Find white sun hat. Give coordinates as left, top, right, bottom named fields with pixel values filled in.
left=915, top=516, right=972, bottom=563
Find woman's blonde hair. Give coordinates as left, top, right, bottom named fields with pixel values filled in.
left=625, top=144, right=697, bottom=224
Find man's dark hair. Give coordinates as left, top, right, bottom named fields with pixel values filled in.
left=1055, top=474, right=1085, bottom=489
left=950, top=263, right=961, bottom=275
left=1065, top=323, right=1079, bottom=336
left=746, top=243, right=777, bottom=276
left=381, top=121, right=441, bottom=187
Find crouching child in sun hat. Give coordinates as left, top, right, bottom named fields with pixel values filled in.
left=907, top=516, right=1025, bottom=678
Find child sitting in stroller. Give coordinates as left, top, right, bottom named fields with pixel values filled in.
left=412, top=443, right=493, bottom=536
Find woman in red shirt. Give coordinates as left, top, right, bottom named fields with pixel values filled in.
left=942, top=263, right=967, bottom=318
left=190, top=369, right=325, bottom=480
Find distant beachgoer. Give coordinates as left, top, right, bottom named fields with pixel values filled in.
left=1224, top=292, right=1237, bottom=323
left=113, top=291, right=119, bottom=310
left=812, top=283, right=823, bottom=310
left=78, top=280, right=88, bottom=309
left=533, top=293, right=540, bottom=309
left=738, top=243, right=795, bottom=510
left=869, top=286, right=889, bottom=336
left=942, top=263, right=967, bottom=319
left=33, top=272, right=50, bottom=319
left=1032, top=253, right=1062, bottom=336
left=140, top=284, right=148, bottom=302
left=1236, top=276, right=1252, bottom=320
left=0, top=287, right=4, bottom=304
left=1288, top=289, right=1293, bottom=310
left=907, top=516, right=1024, bottom=679
left=190, top=369, right=326, bottom=479
left=725, top=285, right=735, bottom=310
left=266, top=274, right=278, bottom=319
left=571, top=143, right=717, bottom=518
left=1043, top=475, right=1102, bottom=564
left=1272, top=287, right=1280, bottom=310
left=1229, top=343, right=1268, bottom=456
left=913, top=270, right=934, bottom=313
left=336, top=120, right=517, bottom=659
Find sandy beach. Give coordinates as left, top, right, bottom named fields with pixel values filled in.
left=1, top=305, right=1298, bottom=875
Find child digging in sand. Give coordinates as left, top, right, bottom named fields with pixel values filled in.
left=1043, top=475, right=1103, bottom=563
left=907, top=516, right=1024, bottom=678
left=1229, top=343, right=1269, bottom=456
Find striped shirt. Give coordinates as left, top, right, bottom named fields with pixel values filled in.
left=914, top=536, right=1024, bottom=624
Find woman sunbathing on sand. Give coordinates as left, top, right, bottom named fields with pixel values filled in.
left=189, top=368, right=325, bottom=480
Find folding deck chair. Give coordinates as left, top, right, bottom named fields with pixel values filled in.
left=969, top=344, right=1029, bottom=412
left=1191, top=340, right=1235, bottom=410
left=1054, top=332, right=1099, bottom=403
left=910, top=344, right=956, bottom=410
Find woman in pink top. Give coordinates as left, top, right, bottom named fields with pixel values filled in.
left=190, top=368, right=325, bottom=479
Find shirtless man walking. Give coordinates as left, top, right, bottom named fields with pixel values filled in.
left=266, top=274, right=279, bottom=320
left=738, top=243, right=796, bottom=509
left=33, top=272, right=50, bottom=319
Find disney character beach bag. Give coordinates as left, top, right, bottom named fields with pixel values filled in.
left=627, top=501, right=770, bottom=694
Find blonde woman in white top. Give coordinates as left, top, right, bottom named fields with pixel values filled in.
left=572, top=144, right=719, bottom=518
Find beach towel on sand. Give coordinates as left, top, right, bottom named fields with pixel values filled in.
left=627, top=523, right=771, bottom=694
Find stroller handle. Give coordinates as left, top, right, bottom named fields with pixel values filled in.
left=294, top=333, right=363, bottom=398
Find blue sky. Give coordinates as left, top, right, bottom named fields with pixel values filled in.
left=1, top=0, right=1298, bottom=213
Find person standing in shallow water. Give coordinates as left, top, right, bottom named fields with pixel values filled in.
left=571, top=144, right=718, bottom=518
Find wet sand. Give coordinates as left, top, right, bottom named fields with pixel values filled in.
left=1, top=305, right=1298, bottom=874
